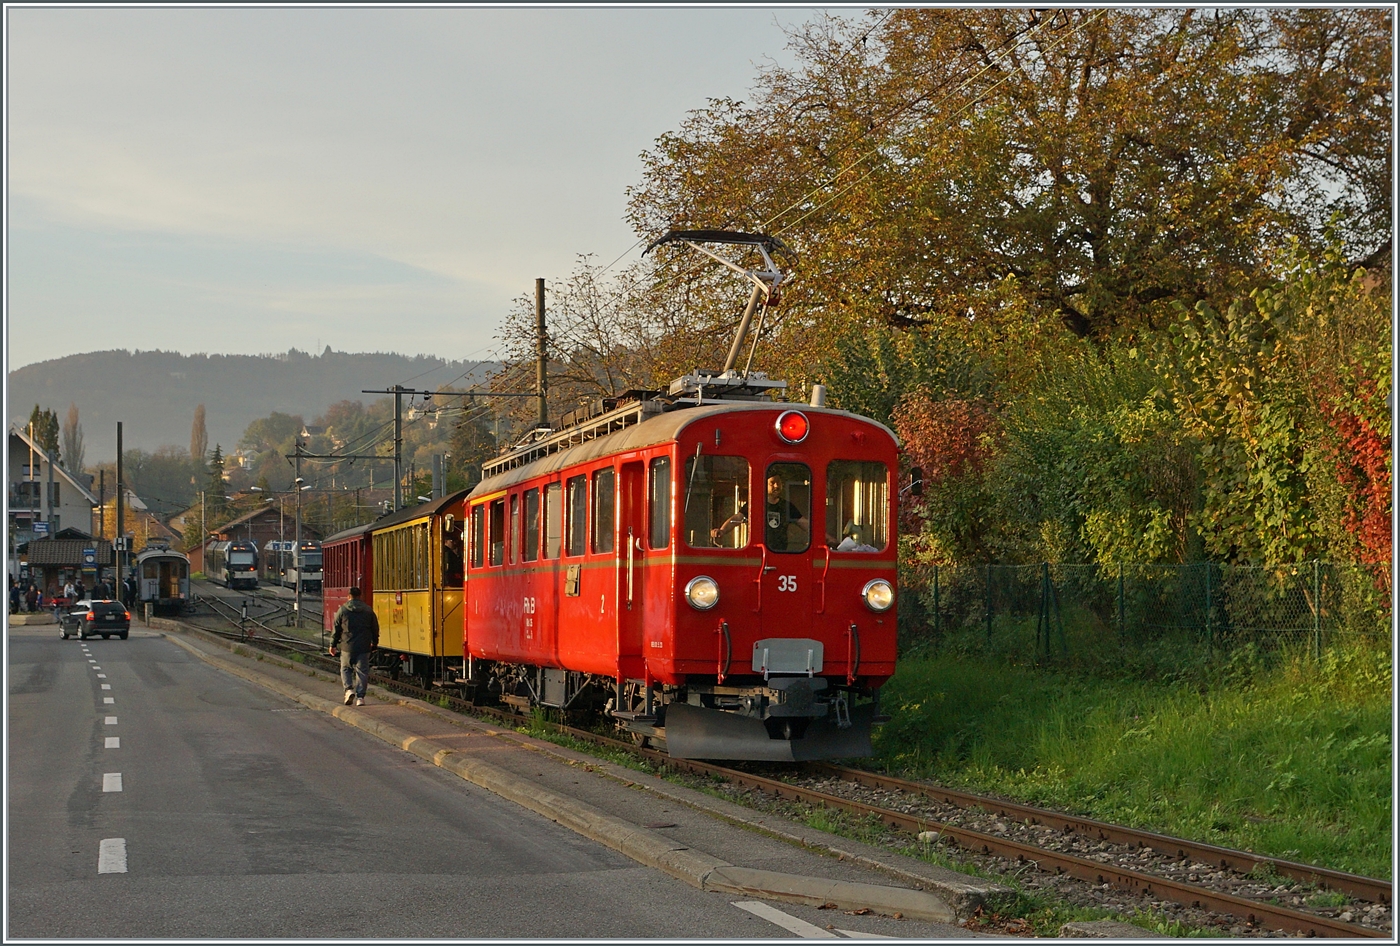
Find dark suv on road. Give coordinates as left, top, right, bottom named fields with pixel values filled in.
left=60, top=600, right=131, bottom=640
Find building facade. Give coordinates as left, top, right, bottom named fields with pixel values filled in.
left=8, top=426, right=96, bottom=580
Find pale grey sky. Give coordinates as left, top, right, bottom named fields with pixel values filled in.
left=6, top=6, right=852, bottom=370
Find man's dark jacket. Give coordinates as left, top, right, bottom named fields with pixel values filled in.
left=331, top=599, right=380, bottom=657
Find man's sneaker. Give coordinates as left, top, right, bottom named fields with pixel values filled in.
left=344, top=689, right=354, bottom=705
left=355, top=697, right=365, bottom=706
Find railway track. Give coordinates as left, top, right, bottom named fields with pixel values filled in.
left=177, top=609, right=1389, bottom=938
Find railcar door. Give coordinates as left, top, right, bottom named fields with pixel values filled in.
left=616, top=461, right=647, bottom=680
left=755, top=461, right=816, bottom=666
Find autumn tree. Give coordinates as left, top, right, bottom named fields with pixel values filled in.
left=627, top=8, right=1391, bottom=366
left=62, top=403, right=84, bottom=475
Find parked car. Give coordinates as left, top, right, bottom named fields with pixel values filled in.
left=59, top=599, right=131, bottom=640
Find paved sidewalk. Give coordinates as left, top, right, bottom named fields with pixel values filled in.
left=157, top=620, right=1005, bottom=938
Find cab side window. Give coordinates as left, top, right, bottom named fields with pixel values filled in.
left=649, top=456, right=671, bottom=549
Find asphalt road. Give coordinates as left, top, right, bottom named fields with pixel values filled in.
left=8, top=626, right=806, bottom=939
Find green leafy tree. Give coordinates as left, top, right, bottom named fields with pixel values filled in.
left=206, top=445, right=228, bottom=521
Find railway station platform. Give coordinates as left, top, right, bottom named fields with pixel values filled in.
left=153, top=617, right=1007, bottom=938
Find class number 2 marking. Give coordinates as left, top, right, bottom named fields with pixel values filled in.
left=777, top=575, right=798, bottom=592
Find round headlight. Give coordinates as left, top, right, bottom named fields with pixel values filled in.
left=862, top=579, right=894, bottom=612
left=775, top=410, right=810, bottom=444
left=685, top=575, right=720, bottom=611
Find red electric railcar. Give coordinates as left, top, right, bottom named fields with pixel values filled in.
left=462, top=387, right=899, bottom=760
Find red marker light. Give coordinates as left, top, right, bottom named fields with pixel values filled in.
left=776, top=411, right=810, bottom=444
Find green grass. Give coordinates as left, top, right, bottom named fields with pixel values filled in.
left=874, top=640, right=1392, bottom=877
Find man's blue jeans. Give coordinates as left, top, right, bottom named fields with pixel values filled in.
left=341, top=650, right=370, bottom=698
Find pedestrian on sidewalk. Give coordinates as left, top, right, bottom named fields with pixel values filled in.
left=330, top=586, right=378, bottom=707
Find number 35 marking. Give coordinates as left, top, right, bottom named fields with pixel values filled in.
left=777, top=575, right=798, bottom=592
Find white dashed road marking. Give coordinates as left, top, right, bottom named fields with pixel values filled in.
left=105, top=716, right=117, bottom=725
left=103, top=698, right=114, bottom=704
left=103, top=773, right=123, bottom=792
left=834, top=931, right=895, bottom=939
left=98, top=838, right=127, bottom=874
left=105, top=737, right=120, bottom=749
left=87, top=659, right=95, bottom=663
left=97, top=674, right=106, bottom=678
left=732, top=902, right=840, bottom=938
left=101, top=684, right=111, bottom=690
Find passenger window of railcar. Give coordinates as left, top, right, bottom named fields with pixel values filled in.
left=470, top=505, right=485, bottom=568
left=683, top=455, right=750, bottom=549
left=544, top=483, right=562, bottom=558
left=763, top=463, right=813, bottom=554
left=509, top=495, right=519, bottom=564
left=649, top=456, right=671, bottom=549
left=592, top=468, right=615, bottom=554
left=523, top=488, right=540, bottom=562
left=488, top=499, right=506, bottom=566
left=564, top=476, right=586, bottom=556
left=825, top=460, right=889, bottom=552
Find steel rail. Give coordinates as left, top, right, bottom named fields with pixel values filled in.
left=170, top=620, right=1385, bottom=939
left=655, top=761, right=1386, bottom=939
left=809, top=763, right=1392, bottom=905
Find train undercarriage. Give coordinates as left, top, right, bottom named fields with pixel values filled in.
left=456, top=658, right=879, bottom=761
left=360, top=647, right=879, bottom=761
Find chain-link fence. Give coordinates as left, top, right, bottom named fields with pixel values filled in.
left=898, top=560, right=1391, bottom=672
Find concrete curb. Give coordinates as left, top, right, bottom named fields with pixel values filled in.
left=161, top=627, right=958, bottom=923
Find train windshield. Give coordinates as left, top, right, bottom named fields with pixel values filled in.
left=683, top=455, right=750, bottom=549
left=230, top=551, right=255, bottom=565
left=826, top=460, right=889, bottom=552
left=300, top=552, right=323, bottom=568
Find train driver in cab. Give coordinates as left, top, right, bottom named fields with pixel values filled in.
left=711, top=474, right=812, bottom=551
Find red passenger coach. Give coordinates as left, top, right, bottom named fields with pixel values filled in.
left=322, top=524, right=373, bottom=633
left=463, top=380, right=900, bottom=760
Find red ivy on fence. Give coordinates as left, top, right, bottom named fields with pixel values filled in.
left=1319, top=377, right=1391, bottom=593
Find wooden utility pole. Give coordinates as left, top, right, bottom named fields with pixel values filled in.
left=115, top=422, right=124, bottom=585
left=536, top=277, right=549, bottom=429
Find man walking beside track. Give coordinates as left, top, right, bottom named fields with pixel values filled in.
left=330, top=586, right=378, bottom=707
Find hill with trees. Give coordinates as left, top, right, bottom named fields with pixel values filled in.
left=8, top=347, right=497, bottom=460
